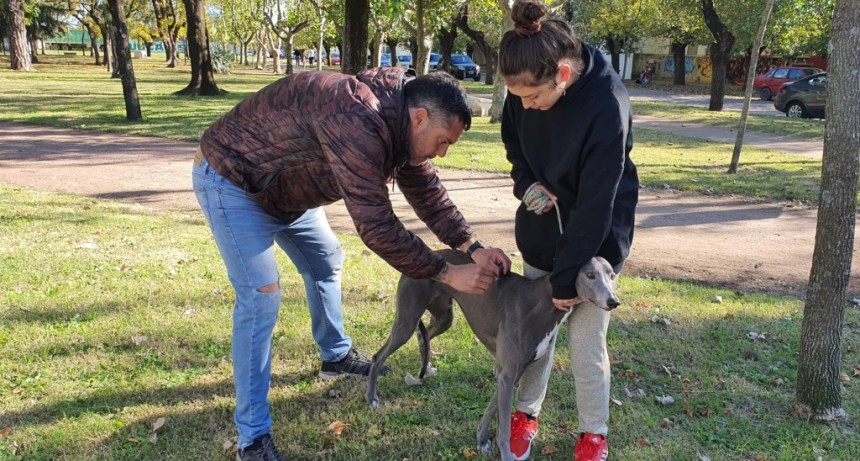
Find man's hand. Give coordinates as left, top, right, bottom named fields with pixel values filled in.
left=471, top=247, right=511, bottom=276
left=434, top=263, right=498, bottom=295
left=552, top=297, right=583, bottom=312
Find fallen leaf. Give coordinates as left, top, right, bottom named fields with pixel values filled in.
left=636, top=438, right=648, bottom=446
left=754, top=454, right=767, bottom=461
left=610, top=398, right=623, bottom=407
left=659, top=418, right=675, bottom=429
left=541, top=445, right=559, bottom=455
left=683, top=400, right=693, bottom=417
left=838, top=372, right=850, bottom=382
left=712, top=295, right=723, bottom=303
left=683, top=387, right=693, bottom=396
left=131, top=335, right=149, bottom=346
left=0, top=427, right=10, bottom=436
left=853, top=366, right=860, bottom=377
left=222, top=439, right=235, bottom=451
left=118, top=263, right=131, bottom=271
left=126, top=437, right=140, bottom=444
left=327, top=420, right=348, bottom=436
left=152, top=417, right=166, bottom=432
left=463, top=447, right=478, bottom=459
left=617, top=369, right=637, bottom=378
left=149, top=432, right=158, bottom=444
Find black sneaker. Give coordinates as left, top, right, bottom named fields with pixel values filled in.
left=318, top=348, right=390, bottom=380
left=236, top=434, right=285, bottom=461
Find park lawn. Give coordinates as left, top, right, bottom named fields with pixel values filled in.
left=0, top=52, right=827, bottom=203
left=440, top=119, right=824, bottom=203
left=1, top=185, right=859, bottom=461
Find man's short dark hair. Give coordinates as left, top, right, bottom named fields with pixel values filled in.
left=403, top=72, right=472, bottom=130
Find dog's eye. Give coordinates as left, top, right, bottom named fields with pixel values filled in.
left=586, top=272, right=596, bottom=280
left=610, top=273, right=616, bottom=280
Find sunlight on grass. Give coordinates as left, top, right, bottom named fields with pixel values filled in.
left=1, top=185, right=858, bottom=460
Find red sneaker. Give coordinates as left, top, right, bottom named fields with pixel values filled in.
left=510, top=411, right=538, bottom=460
left=574, top=432, right=608, bottom=461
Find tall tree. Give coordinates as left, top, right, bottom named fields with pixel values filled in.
left=342, top=0, right=369, bottom=75
left=4, top=0, right=32, bottom=70
left=796, top=0, right=859, bottom=422
left=650, top=0, right=709, bottom=86
left=151, top=0, right=185, bottom=67
left=263, top=0, right=310, bottom=75
left=108, top=0, right=143, bottom=120
left=701, top=0, right=736, bottom=111
left=726, top=0, right=774, bottom=174
left=69, top=1, right=102, bottom=65
left=176, top=0, right=223, bottom=95
left=456, top=1, right=501, bottom=85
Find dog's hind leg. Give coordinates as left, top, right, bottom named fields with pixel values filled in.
left=418, top=295, right=454, bottom=378
left=476, top=389, right=498, bottom=455
left=367, top=280, right=434, bottom=409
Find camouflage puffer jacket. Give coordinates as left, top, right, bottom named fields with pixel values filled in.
left=199, top=67, right=472, bottom=279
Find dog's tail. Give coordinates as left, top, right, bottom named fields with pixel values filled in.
left=417, top=319, right=430, bottom=379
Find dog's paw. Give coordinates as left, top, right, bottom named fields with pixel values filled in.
left=365, top=395, right=380, bottom=409
left=477, top=439, right=493, bottom=454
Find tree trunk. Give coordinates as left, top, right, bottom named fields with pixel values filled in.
left=605, top=36, right=620, bottom=73
left=456, top=4, right=496, bottom=86
left=727, top=0, right=774, bottom=174
left=671, top=41, right=687, bottom=85
left=702, top=0, right=735, bottom=111
left=176, top=0, right=224, bottom=96
left=87, top=27, right=101, bottom=64
left=796, top=0, right=860, bottom=423
left=437, top=22, right=458, bottom=77
left=108, top=0, right=143, bottom=121
left=489, top=0, right=515, bottom=123
left=110, top=23, right=122, bottom=78
left=342, top=0, right=369, bottom=75
left=5, top=0, right=32, bottom=71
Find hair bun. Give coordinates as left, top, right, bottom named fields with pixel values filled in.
left=512, top=0, right=548, bottom=37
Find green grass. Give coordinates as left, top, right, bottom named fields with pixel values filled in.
left=0, top=52, right=830, bottom=203
left=1, top=185, right=859, bottom=461
left=633, top=100, right=826, bottom=140
left=439, top=119, right=823, bottom=203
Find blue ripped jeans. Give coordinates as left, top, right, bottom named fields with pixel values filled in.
left=192, top=154, right=352, bottom=448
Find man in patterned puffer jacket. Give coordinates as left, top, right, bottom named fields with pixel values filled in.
left=192, top=67, right=510, bottom=461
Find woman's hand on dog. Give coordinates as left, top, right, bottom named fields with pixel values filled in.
left=471, top=247, right=511, bottom=277
left=552, top=297, right=582, bottom=312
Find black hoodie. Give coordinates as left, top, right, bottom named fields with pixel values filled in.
left=501, top=43, right=639, bottom=300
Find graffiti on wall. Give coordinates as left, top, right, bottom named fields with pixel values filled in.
left=663, top=56, right=695, bottom=74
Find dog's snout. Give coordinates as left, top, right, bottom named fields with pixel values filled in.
left=606, top=298, right=620, bottom=310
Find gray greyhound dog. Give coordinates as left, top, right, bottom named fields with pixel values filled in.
left=366, top=249, right=620, bottom=461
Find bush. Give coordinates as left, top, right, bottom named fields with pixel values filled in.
left=210, top=43, right=233, bottom=74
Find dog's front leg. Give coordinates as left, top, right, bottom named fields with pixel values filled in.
left=494, top=370, right=517, bottom=461
left=476, top=390, right=498, bottom=454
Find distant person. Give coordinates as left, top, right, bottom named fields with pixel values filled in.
left=293, top=49, right=301, bottom=67
left=307, top=49, right=315, bottom=66
left=496, top=1, right=639, bottom=460
left=192, top=67, right=511, bottom=461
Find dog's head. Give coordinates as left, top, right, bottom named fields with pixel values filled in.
left=575, top=257, right=620, bottom=311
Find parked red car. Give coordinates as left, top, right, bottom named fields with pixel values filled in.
left=753, top=66, right=823, bottom=101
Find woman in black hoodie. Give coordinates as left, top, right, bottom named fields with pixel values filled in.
left=497, top=2, right=639, bottom=460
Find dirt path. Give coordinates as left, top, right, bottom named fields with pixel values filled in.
left=2, top=121, right=858, bottom=298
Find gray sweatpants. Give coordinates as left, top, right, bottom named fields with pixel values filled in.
left=514, top=261, right=611, bottom=435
